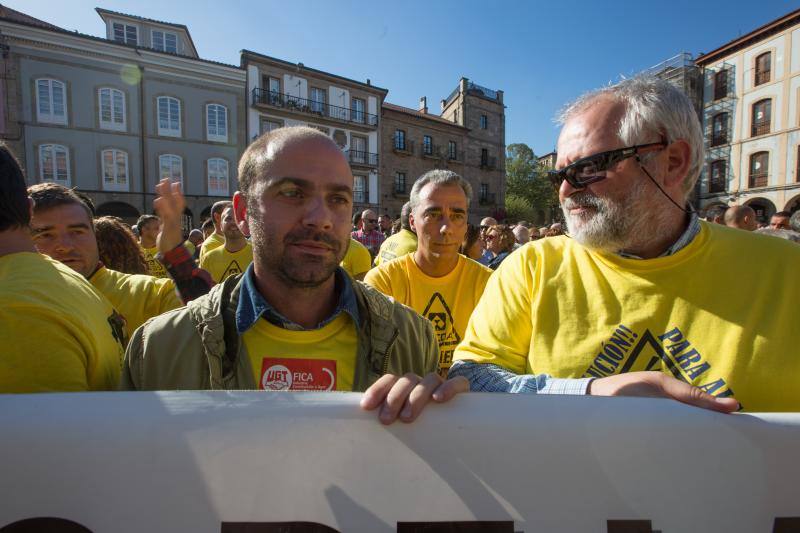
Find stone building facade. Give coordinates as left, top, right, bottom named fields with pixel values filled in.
left=696, top=8, right=800, bottom=220
left=0, top=7, right=246, bottom=229
left=380, top=78, right=506, bottom=222
left=242, top=50, right=387, bottom=215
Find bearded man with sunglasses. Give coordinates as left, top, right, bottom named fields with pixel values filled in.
left=449, top=76, right=800, bottom=412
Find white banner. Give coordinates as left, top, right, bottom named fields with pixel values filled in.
left=1, top=392, right=799, bottom=533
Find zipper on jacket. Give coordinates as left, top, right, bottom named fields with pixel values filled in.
left=380, top=330, right=399, bottom=375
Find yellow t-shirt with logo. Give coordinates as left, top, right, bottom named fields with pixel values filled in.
left=141, top=246, right=168, bottom=278
left=454, top=222, right=800, bottom=412
left=200, top=242, right=253, bottom=283
left=374, top=229, right=418, bottom=266
left=364, top=253, right=492, bottom=375
left=0, top=252, right=124, bottom=392
left=89, top=266, right=182, bottom=342
left=340, top=238, right=372, bottom=279
left=198, top=232, right=225, bottom=263
left=242, top=314, right=358, bottom=391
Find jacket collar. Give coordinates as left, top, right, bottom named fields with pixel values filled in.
left=235, top=264, right=360, bottom=333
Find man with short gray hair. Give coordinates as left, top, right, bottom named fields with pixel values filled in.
left=451, top=76, right=800, bottom=412
left=365, top=170, right=493, bottom=376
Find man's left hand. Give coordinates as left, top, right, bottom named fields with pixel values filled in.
left=361, top=373, right=469, bottom=425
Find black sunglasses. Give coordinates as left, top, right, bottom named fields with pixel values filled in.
left=548, top=141, right=666, bottom=190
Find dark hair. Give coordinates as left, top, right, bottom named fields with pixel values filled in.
left=136, top=214, right=160, bottom=233
left=0, top=145, right=31, bottom=231
left=201, top=219, right=214, bottom=231
left=28, top=182, right=94, bottom=223
left=704, top=205, right=728, bottom=222
left=460, top=223, right=481, bottom=256
left=211, top=200, right=232, bottom=218
left=94, top=216, right=149, bottom=275
left=352, top=212, right=362, bottom=226
left=773, top=211, right=791, bottom=218
left=400, top=201, right=412, bottom=231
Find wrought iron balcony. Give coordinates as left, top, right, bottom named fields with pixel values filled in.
left=251, top=88, right=378, bottom=127
left=480, top=155, right=497, bottom=169
left=749, top=173, right=768, bottom=188
left=751, top=121, right=770, bottom=137
left=710, top=133, right=728, bottom=147
left=347, top=150, right=378, bottom=167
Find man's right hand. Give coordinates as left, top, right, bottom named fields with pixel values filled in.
left=153, top=178, right=186, bottom=255
left=587, top=371, right=739, bottom=413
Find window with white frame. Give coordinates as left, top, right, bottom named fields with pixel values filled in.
left=36, top=79, right=67, bottom=125
left=38, top=144, right=70, bottom=186
left=98, top=88, right=126, bottom=131
left=206, top=104, right=228, bottom=142
left=102, top=149, right=129, bottom=191
left=159, top=154, right=183, bottom=186
left=208, top=158, right=229, bottom=196
left=352, top=97, right=365, bottom=123
left=152, top=30, right=178, bottom=53
left=157, top=96, right=181, bottom=136
left=112, top=22, right=138, bottom=45
left=353, top=175, right=367, bottom=203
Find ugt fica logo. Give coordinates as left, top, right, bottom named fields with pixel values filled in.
left=262, top=364, right=292, bottom=390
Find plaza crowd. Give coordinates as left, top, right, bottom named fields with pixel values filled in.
left=2, top=76, right=799, bottom=420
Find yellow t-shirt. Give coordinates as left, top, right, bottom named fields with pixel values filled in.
left=184, top=240, right=196, bottom=257
left=374, top=229, right=418, bottom=266
left=242, top=314, right=358, bottom=391
left=89, top=266, right=182, bottom=342
left=340, top=239, right=372, bottom=279
left=454, top=222, right=800, bottom=412
left=141, top=246, right=168, bottom=278
left=0, top=252, right=124, bottom=392
left=200, top=242, right=253, bottom=283
left=364, top=253, right=492, bottom=375
left=198, top=232, right=225, bottom=263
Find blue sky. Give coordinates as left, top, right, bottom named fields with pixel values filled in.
left=8, top=0, right=798, bottom=154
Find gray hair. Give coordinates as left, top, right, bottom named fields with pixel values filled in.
left=409, top=170, right=473, bottom=210
left=558, top=75, right=703, bottom=198
left=400, top=201, right=412, bottom=231
left=790, top=210, right=800, bottom=233
left=755, top=227, right=800, bottom=243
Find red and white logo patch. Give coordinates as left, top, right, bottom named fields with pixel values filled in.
left=260, top=358, right=337, bottom=391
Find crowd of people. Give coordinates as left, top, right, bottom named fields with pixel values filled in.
left=2, top=75, right=799, bottom=421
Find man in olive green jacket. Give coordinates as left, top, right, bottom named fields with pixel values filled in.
left=122, top=126, right=469, bottom=425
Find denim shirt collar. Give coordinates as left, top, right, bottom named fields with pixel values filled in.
left=236, top=264, right=360, bottom=333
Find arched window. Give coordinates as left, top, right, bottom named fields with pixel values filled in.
left=157, top=96, right=181, bottom=136
left=751, top=99, right=771, bottom=137
left=102, top=149, right=129, bottom=191
left=206, top=104, right=228, bottom=142
left=755, top=52, right=771, bottom=86
left=207, top=158, right=229, bottom=196
left=35, top=78, right=67, bottom=124
left=98, top=87, right=126, bottom=131
left=709, top=160, right=726, bottom=193
left=749, top=152, right=769, bottom=188
left=38, top=144, right=70, bottom=185
left=711, top=113, right=728, bottom=146
left=159, top=154, right=183, bottom=187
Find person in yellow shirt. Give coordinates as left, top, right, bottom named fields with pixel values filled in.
left=198, top=200, right=231, bottom=263
left=365, top=170, right=493, bottom=376
left=136, top=214, right=168, bottom=278
left=199, top=205, right=253, bottom=283
left=374, top=201, right=417, bottom=266
left=340, top=238, right=372, bottom=280
left=0, top=146, right=124, bottom=392
left=28, top=183, right=183, bottom=343
left=451, top=77, right=791, bottom=412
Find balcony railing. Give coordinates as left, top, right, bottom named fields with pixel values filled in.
left=347, top=150, right=378, bottom=167
left=479, top=193, right=496, bottom=205
left=749, top=173, right=768, bottom=188
left=251, top=88, right=378, bottom=127
left=393, top=139, right=414, bottom=155
left=755, top=70, right=771, bottom=86
left=710, top=133, right=728, bottom=147
left=480, top=156, right=497, bottom=169
left=751, top=121, right=770, bottom=137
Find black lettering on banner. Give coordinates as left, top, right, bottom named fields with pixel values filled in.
left=0, top=517, right=94, bottom=533
left=773, top=517, right=800, bottom=532
left=221, top=522, right=340, bottom=533
left=606, top=520, right=657, bottom=533
left=397, top=521, right=515, bottom=532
